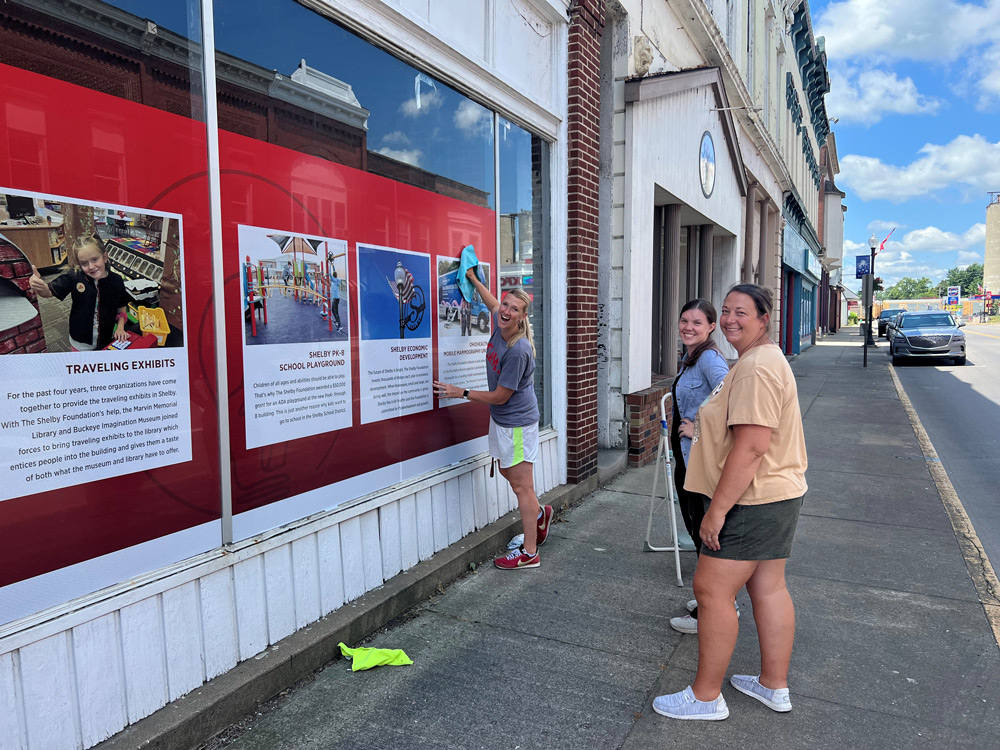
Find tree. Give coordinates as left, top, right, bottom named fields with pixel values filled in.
left=884, top=276, right=936, bottom=300
left=935, top=264, right=983, bottom=297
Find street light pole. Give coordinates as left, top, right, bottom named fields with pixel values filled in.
left=394, top=261, right=407, bottom=339
left=865, top=233, right=878, bottom=346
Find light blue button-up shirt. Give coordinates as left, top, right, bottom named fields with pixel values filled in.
left=675, top=348, right=729, bottom=466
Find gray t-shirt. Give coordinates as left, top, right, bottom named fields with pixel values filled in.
left=486, top=314, right=540, bottom=427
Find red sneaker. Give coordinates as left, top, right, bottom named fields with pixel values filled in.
left=536, top=504, right=554, bottom=546
left=494, top=545, right=540, bottom=570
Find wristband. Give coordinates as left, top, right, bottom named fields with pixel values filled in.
left=463, top=389, right=470, bottom=399
left=116, top=312, right=127, bottom=321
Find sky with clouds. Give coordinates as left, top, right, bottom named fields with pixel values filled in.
left=813, top=0, right=1000, bottom=293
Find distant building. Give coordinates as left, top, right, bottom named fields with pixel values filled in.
left=986, top=194, right=1000, bottom=295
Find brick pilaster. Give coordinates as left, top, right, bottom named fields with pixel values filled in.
left=565, top=0, right=605, bottom=483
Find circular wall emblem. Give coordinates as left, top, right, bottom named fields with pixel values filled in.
left=699, top=131, right=716, bottom=198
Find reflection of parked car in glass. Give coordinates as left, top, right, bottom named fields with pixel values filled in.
left=877, top=308, right=905, bottom=337
left=889, top=310, right=966, bottom=366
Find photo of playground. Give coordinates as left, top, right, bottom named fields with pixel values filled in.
left=242, top=232, right=349, bottom=346
left=437, top=259, right=491, bottom=337
left=357, top=244, right=430, bottom=341
left=1, top=189, right=183, bottom=354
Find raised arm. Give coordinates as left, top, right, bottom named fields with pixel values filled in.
left=467, top=268, right=500, bottom=314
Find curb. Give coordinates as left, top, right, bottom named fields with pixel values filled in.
left=94, top=473, right=607, bottom=750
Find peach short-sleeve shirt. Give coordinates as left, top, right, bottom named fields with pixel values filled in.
left=684, top=344, right=807, bottom=505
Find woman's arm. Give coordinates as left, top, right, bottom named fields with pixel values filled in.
left=433, top=381, right=514, bottom=405
left=703, top=350, right=730, bottom=389
left=466, top=268, right=500, bottom=313
left=699, top=423, right=772, bottom=551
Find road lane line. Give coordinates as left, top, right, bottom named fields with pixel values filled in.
left=889, top=364, right=1000, bottom=651
left=966, top=328, right=1000, bottom=340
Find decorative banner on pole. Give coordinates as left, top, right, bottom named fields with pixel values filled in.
left=855, top=255, right=871, bottom=279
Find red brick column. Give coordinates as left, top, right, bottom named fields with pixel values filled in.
left=566, top=0, right=604, bottom=483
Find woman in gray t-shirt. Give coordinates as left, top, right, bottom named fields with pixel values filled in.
left=434, top=269, right=552, bottom=570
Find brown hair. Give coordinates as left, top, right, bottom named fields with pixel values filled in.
left=727, top=283, right=773, bottom=331
left=679, top=298, right=720, bottom=367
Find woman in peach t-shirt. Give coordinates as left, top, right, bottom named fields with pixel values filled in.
left=654, top=284, right=807, bottom=722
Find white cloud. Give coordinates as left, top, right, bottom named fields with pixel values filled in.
left=381, top=131, right=411, bottom=146
left=826, top=68, right=941, bottom=125
left=867, top=220, right=903, bottom=235
left=816, top=0, right=1000, bottom=106
left=839, top=134, right=1000, bottom=201
left=957, top=250, right=983, bottom=264
left=376, top=147, right=423, bottom=167
left=817, top=0, right=1000, bottom=61
left=889, top=224, right=985, bottom=254
left=454, top=100, right=491, bottom=137
left=399, top=89, right=443, bottom=117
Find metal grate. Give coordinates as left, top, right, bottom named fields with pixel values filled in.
left=909, top=335, right=951, bottom=349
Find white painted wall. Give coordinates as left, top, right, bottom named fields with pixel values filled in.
left=621, top=84, right=744, bottom=394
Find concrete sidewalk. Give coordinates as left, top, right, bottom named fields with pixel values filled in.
left=111, top=328, right=1000, bottom=749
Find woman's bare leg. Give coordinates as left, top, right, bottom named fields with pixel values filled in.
left=690, top=556, right=757, bottom=701
left=745, top=558, right=795, bottom=689
left=499, top=462, right=540, bottom=554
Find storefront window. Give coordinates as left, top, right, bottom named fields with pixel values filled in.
left=0, top=0, right=217, bottom=617
left=498, top=118, right=549, bottom=425
left=214, top=0, right=510, bottom=535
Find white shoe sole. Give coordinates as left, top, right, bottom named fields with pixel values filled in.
left=669, top=617, right=698, bottom=634
left=729, top=677, right=792, bottom=712
left=652, top=702, right=729, bottom=720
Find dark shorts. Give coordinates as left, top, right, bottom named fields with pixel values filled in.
left=699, top=496, right=804, bottom=561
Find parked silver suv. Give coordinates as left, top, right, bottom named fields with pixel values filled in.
left=888, top=310, right=966, bottom=366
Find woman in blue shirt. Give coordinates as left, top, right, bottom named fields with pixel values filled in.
left=669, top=299, right=729, bottom=633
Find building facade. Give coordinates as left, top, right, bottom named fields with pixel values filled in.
left=597, top=0, right=835, bottom=462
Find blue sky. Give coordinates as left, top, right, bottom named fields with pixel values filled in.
left=813, top=0, right=1000, bottom=293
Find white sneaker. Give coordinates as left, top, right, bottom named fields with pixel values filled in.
left=671, top=602, right=740, bottom=634
left=729, top=674, right=792, bottom=712
left=653, top=686, right=729, bottom=720
left=670, top=614, right=698, bottom=634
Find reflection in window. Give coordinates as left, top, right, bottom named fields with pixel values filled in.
left=213, top=0, right=494, bottom=208
left=499, top=118, right=549, bottom=425
left=0, top=0, right=204, bottom=118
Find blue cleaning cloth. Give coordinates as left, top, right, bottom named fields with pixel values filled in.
left=457, top=244, right=480, bottom=302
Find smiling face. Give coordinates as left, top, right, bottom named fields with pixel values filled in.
left=721, top=291, right=769, bottom=354
left=76, top=242, right=109, bottom=280
left=498, top=292, right=526, bottom=338
left=679, top=307, right=715, bottom=349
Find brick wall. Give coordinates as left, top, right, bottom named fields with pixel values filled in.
left=625, top=381, right=672, bottom=467
left=566, top=0, right=605, bottom=483
left=0, top=235, right=47, bottom=354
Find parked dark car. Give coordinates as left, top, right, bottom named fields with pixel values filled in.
left=889, top=310, right=966, bottom=366
left=877, top=307, right=905, bottom=337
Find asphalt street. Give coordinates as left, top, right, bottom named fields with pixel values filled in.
left=888, top=323, right=1000, bottom=574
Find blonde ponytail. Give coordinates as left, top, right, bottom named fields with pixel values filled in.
left=504, top=288, right=536, bottom=358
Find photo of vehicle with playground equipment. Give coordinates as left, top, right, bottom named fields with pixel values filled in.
left=437, top=259, right=491, bottom=337
left=240, top=227, right=349, bottom=346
